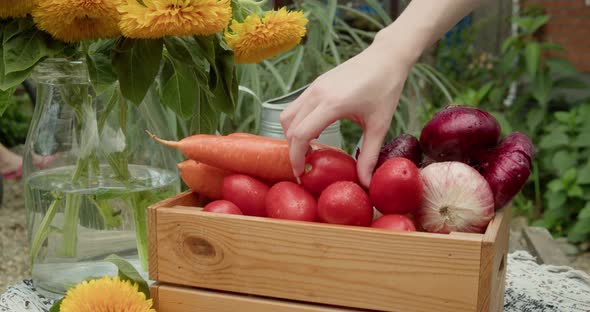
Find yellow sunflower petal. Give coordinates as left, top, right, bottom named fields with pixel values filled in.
left=118, top=0, right=232, bottom=39
left=224, top=7, right=308, bottom=64
left=33, top=0, right=120, bottom=43
left=60, top=276, right=155, bottom=312
left=0, top=0, right=35, bottom=18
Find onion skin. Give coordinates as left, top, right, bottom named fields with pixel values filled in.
left=416, top=162, right=495, bottom=234
left=475, top=132, right=534, bottom=210
left=419, top=106, right=501, bottom=162
left=376, top=134, right=423, bottom=169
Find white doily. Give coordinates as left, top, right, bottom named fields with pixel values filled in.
left=2, top=251, right=590, bottom=311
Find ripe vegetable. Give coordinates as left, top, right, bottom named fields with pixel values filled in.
left=416, top=162, right=495, bottom=234
left=150, top=132, right=343, bottom=182
left=419, top=106, right=501, bottom=162
left=318, top=181, right=373, bottom=226
left=371, top=214, right=417, bottom=232
left=266, top=182, right=318, bottom=222
left=203, top=200, right=243, bottom=215
left=177, top=160, right=230, bottom=199
left=222, top=174, right=270, bottom=217
left=376, top=134, right=422, bottom=169
left=369, top=157, right=423, bottom=215
left=300, top=149, right=358, bottom=196
left=475, top=132, right=534, bottom=210
left=149, top=132, right=297, bottom=182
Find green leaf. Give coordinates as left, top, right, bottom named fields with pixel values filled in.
left=563, top=168, right=578, bottom=184
left=577, top=163, right=590, bottom=184
left=112, top=38, right=163, bottom=105
left=554, top=76, right=587, bottom=89
left=531, top=71, right=552, bottom=106
left=568, top=185, right=584, bottom=198
left=546, top=58, right=578, bottom=76
left=573, top=133, right=590, bottom=147
left=0, top=87, right=15, bottom=116
left=526, top=108, right=544, bottom=133
left=105, top=254, right=150, bottom=298
left=547, top=179, right=565, bottom=192
left=86, top=39, right=118, bottom=94
left=539, top=131, right=568, bottom=149
left=163, top=36, right=207, bottom=69
left=552, top=150, right=576, bottom=175
left=489, top=111, right=512, bottom=136
left=540, top=42, right=565, bottom=52
left=191, top=89, right=218, bottom=134
left=554, top=111, right=571, bottom=124
left=210, top=44, right=237, bottom=116
left=580, top=202, right=590, bottom=219
left=546, top=192, right=566, bottom=210
left=3, top=29, right=49, bottom=74
left=525, top=42, right=541, bottom=80
left=49, top=298, right=64, bottom=312
left=567, top=204, right=590, bottom=242
left=159, top=56, right=199, bottom=120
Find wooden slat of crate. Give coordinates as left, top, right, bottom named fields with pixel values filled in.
left=150, top=283, right=364, bottom=312
left=148, top=191, right=493, bottom=312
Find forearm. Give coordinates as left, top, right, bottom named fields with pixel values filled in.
left=373, top=0, right=485, bottom=65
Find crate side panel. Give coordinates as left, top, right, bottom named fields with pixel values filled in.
left=155, top=284, right=361, bottom=312
left=155, top=207, right=483, bottom=312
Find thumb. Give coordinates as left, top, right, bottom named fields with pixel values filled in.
left=356, top=124, right=388, bottom=189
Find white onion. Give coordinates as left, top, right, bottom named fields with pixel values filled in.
left=416, top=161, right=495, bottom=234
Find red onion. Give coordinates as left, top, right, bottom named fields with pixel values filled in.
left=419, top=106, right=501, bottom=163
left=416, top=162, right=495, bottom=234
left=475, top=132, right=534, bottom=210
left=376, top=134, right=423, bottom=169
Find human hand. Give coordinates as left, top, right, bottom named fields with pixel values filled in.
left=279, top=38, right=416, bottom=188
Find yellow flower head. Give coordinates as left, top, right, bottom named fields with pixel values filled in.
left=224, top=7, right=308, bottom=64
left=118, top=0, right=232, bottom=39
left=60, top=276, right=155, bottom=312
left=33, top=0, right=120, bottom=43
left=0, top=0, right=35, bottom=18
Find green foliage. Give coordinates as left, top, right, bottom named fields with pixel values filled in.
left=531, top=104, right=590, bottom=242
left=0, top=89, right=32, bottom=147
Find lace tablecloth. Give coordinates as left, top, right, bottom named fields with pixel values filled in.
left=2, top=251, right=590, bottom=311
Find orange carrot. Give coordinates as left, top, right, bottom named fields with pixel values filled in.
left=228, top=132, right=342, bottom=152
left=177, top=160, right=231, bottom=199
left=149, top=131, right=297, bottom=182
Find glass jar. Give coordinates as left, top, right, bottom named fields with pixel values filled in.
left=23, top=58, right=181, bottom=297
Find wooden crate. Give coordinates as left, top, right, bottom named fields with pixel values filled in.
left=148, top=191, right=511, bottom=312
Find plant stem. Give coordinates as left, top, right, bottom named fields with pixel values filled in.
left=130, top=194, right=148, bottom=271
left=61, top=193, right=82, bottom=257
left=29, top=193, right=64, bottom=266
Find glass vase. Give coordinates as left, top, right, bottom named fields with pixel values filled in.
left=23, top=58, right=180, bottom=297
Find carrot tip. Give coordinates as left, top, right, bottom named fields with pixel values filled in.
left=145, top=130, right=180, bottom=148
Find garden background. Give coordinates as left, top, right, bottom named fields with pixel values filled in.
left=2, top=0, right=590, bottom=292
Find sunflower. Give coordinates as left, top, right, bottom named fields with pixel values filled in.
left=118, top=0, right=232, bottom=38
left=224, top=7, right=308, bottom=64
left=60, top=276, right=155, bottom=312
left=0, top=0, right=35, bottom=18
left=33, top=0, right=120, bottom=43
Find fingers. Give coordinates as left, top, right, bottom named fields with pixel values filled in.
left=286, top=106, right=338, bottom=179
left=356, top=122, right=388, bottom=189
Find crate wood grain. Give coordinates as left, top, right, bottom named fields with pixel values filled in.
left=150, top=283, right=363, bottom=312
left=149, top=191, right=510, bottom=312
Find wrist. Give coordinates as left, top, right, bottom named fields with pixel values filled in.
left=371, top=23, right=426, bottom=70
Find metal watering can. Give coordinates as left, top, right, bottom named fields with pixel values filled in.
left=259, top=85, right=343, bottom=149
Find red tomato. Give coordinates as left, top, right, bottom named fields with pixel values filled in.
left=371, top=214, right=416, bottom=231
left=369, top=157, right=423, bottom=215
left=318, top=181, right=373, bottom=226
left=265, top=182, right=318, bottom=222
left=222, top=174, right=269, bottom=217
left=300, top=149, right=358, bottom=196
left=203, top=200, right=243, bottom=215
